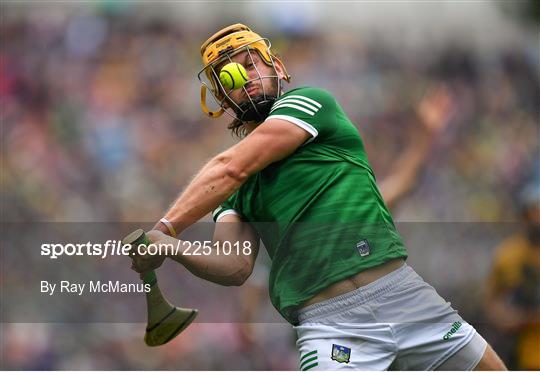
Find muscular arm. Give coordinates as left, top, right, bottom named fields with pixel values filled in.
left=378, top=127, right=433, bottom=209
left=153, top=119, right=310, bottom=235
left=378, top=84, right=454, bottom=209
left=138, top=214, right=260, bottom=286
left=133, top=119, right=310, bottom=284
left=174, top=214, right=261, bottom=286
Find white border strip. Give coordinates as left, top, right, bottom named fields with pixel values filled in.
left=212, top=206, right=223, bottom=219
left=267, top=114, right=319, bottom=141
left=215, top=209, right=241, bottom=221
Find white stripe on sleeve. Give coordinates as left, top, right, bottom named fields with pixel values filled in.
left=215, top=209, right=240, bottom=221
left=284, top=94, right=322, bottom=108
left=269, top=103, right=316, bottom=116
left=271, top=98, right=319, bottom=112
left=266, top=114, right=319, bottom=140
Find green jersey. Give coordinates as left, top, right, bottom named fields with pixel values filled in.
left=213, top=87, right=408, bottom=324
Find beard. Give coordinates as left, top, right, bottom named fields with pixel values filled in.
left=233, top=93, right=278, bottom=123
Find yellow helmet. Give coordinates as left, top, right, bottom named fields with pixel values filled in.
left=198, top=23, right=291, bottom=120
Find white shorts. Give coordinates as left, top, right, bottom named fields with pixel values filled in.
left=294, top=264, right=486, bottom=371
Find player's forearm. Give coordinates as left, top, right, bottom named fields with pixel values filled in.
left=379, top=128, right=432, bottom=208
left=167, top=242, right=250, bottom=286
left=157, top=152, right=247, bottom=235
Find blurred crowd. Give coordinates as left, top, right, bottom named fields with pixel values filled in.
left=1, top=4, right=539, bottom=371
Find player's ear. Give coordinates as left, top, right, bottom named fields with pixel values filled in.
left=273, top=58, right=287, bottom=80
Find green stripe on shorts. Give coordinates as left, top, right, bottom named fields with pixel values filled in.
left=300, top=350, right=317, bottom=361
left=300, top=356, right=317, bottom=370
left=302, top=362, right=318, bottom=371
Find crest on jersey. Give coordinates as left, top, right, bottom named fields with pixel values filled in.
left=356, top=239, right=371, bottom=257
left=331, top=344, right=351, bottom=363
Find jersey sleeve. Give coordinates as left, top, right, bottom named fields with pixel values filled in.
left=266, top=87, right=338, bottom=142
left=212, top=192, right=242, bottom=222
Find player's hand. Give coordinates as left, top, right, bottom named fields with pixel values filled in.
left=146, top=229, right=172, bottom=244
left=130, top=230, right=171, bottom=274
left=416, top=84, right=455, bottom=134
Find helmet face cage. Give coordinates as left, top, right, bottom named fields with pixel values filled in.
left=198, top=38, right=283, bottom=123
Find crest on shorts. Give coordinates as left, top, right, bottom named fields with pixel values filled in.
left=331, top=344, right=351, bottom=363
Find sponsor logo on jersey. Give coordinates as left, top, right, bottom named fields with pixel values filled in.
left=331, top=344, right=351, bottom=363
left=443, top=321, right=462, bottom=340
left=300, top=350, right=318, bottom=371
left=356, top=239, right=371, bottom=256
left=270, top=95, right=322, bottom=116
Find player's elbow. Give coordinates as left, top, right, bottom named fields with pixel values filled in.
left=225, top=276, right=245, bottom=287
left=215, top=153, right=249, bottom=184
left=222, top=274, right=247, bottom=287
left=228, top=267, right=252, bottom=286
left=224, top=163, right=249, bottom=184
left=227, top=263, right=253, bottom=286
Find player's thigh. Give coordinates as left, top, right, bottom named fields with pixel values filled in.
left=433, top=332, right=489, bottom=370
left=373, top=266, right=483, bottom=370
left=473, top=343, right=507, bottom=371
left=436, top=335, right=507, bottom=370
left=295, top=323, right=396, bottom=371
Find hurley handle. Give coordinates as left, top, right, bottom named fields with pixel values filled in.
left=123, top=228, right=197, bottom=347
left=122, top=228, right=157, bottom=286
